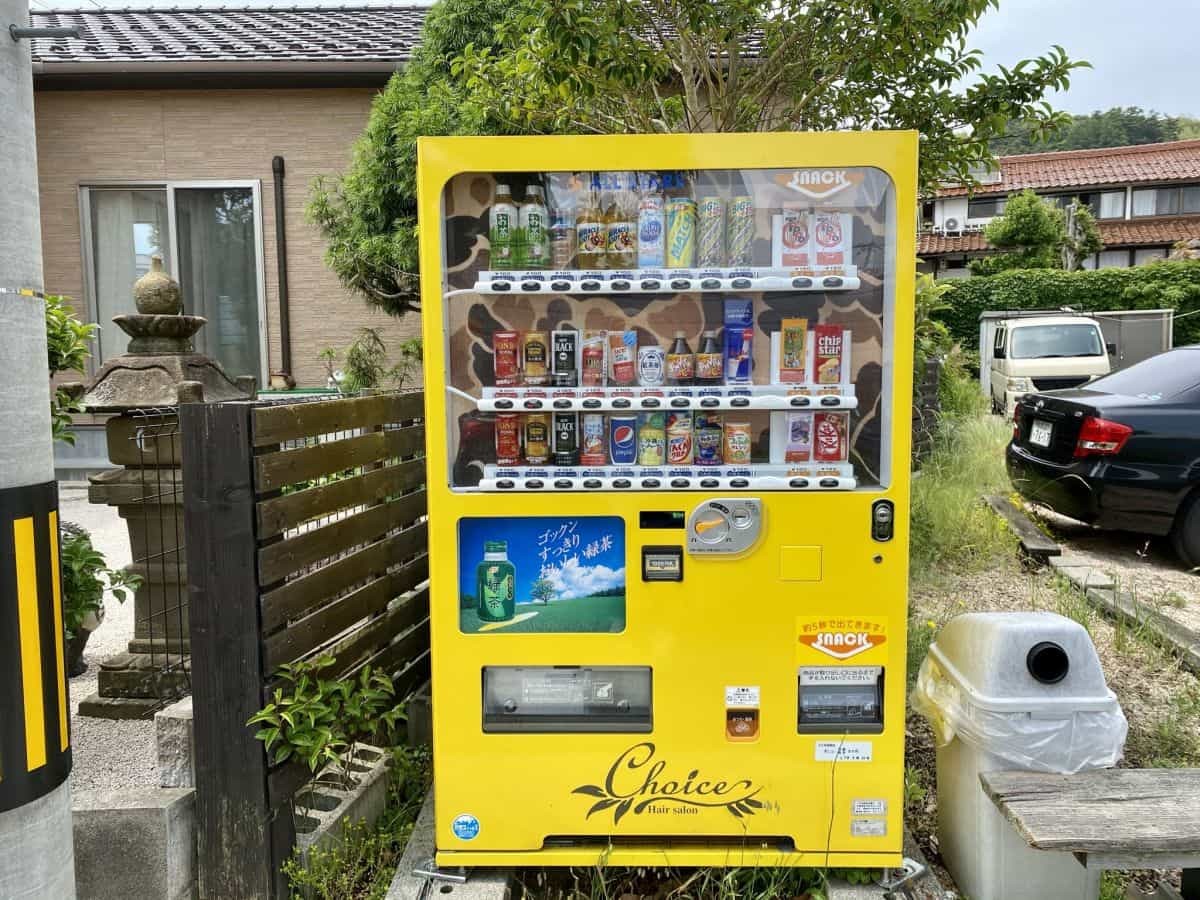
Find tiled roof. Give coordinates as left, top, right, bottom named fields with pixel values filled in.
left=1101, top=215, right=1200, bottom=247
left=918, top=215, right=1200, bottom=256
left=29, top=6, right=426, bottom=66
left=938, top=140, right=1200, bottom=198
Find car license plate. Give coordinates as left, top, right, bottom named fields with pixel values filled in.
left=1030, top=419, right=1053, bottom=448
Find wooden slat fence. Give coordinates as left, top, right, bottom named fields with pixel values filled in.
left=181, top=391, right=428, bottom=900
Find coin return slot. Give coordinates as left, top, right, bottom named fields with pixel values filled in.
left=726, top=709, right=759, bottom=741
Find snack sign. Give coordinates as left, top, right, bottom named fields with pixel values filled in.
left=777, top=169, right=864, bottom=200
left=797, top=617, right=887, bottom=661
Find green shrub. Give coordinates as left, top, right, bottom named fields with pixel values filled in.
left=59, top=522, right=139, bottom=636
left=45, top=294, right=97, bottom=445
left=936, top=259, right=1200, bottom=346
left=910, top=413, right=1015, bottom=583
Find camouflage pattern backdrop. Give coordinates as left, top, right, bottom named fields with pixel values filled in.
left=440, top=171, right=895, bottom=486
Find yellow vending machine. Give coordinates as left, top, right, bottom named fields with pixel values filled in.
left=417, top=132, right=917, bottom=869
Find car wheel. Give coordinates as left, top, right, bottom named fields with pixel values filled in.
left=991, top=396, right=1004, bottom=416
left=1171, top=493, right=1200, bottom=569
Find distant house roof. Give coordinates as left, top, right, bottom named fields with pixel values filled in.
left=917, top=215, right=1200, bottom=257
left=29, top=6, right=426, bottom=76
left=937, top=140, right=1200, bottom=198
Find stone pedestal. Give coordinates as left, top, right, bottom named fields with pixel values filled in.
left=77, top=256, right=254, bottom=719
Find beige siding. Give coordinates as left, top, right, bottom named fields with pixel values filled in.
left=35, top=87, right=422, bottom=389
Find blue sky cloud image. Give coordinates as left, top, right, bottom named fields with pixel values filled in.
left=458, top=516, right=626, bottom=604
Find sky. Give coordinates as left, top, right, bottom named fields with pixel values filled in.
left=965, top=0, right=1198, bottom=117
left=28, top=0, right=1198, bottom=118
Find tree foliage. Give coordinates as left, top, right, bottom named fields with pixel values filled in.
left=46, top=294, right=97, bottom=445
left=991, top=106, right=1183, bottom=155
left=307, top=0, right=518, bottom=315
left=453, top=0, right=1086, bottom=191
left=936, top=260, right=1200, bottom=346
left=969, top=189, right=1100, bottom=275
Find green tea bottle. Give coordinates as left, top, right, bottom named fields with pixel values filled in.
left=476, top=540, right=516, bottom=622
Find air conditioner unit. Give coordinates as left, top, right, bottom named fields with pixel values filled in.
left=944, top=217, right=961, bottom=232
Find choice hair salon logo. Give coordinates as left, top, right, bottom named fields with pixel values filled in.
left=776, top=169, right=864, bottom=200
left=573, top=742, right=767, bottom=824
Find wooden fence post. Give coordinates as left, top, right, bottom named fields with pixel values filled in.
left=182, top=400, right=293, bottom=899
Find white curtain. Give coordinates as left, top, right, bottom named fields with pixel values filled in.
left=1099, top=192, right=1125, bottom=219
left=89, top=189, right=169, bottom=361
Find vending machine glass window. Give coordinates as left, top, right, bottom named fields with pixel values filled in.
left=440, top=166, right=897, bottom=495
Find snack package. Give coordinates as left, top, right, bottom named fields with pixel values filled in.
left=493, top=331, right=520, bottom=386
left=813, top=211, right=852, bottom=270
left=779, top=318, right=809, bottom=384
left=784, top=411, right=813, bottom=463
left=813, top=325, right=846, bottom=385
left=813, top=412, right=848, bottom=463
left=772, top=208, right=811, bottom=268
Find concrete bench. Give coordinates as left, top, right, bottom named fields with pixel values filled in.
left=981, top=769, right=1200, bottom=899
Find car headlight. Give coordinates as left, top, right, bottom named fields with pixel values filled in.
left=1006, top=377, right=1031, bottom=391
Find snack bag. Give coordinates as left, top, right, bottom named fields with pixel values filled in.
left=779, top=318, right=808, bottom=384
left=813, top=325, right=845, bottom=385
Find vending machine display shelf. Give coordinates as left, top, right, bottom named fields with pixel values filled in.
left=463, top=267, right=861, bottom=296
left=475, top=464, right=856, bottom=493
left=475, top=386, right=858, bottom=413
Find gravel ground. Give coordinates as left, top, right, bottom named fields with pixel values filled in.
left=60, top=482, right=159, bottom=793
left=1027, top=503, right=1200, bottom=629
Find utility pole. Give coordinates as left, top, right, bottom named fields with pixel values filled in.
left=0, top=0, right=77, bottom=896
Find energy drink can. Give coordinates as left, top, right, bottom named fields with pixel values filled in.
left=727, top=196, right=754, bottom=266
left=580, top=413, right=607, bottom=465
left=666, top=411, right=694, bottom=465
left=636, top=412, right=666, bottom=466
left=609, top=415, right=638, bottom=465
left=697, top=196, right=726, bottom=267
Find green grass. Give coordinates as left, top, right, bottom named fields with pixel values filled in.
left=517, top=864, right=841, bottom=899
left=460, top=593, right=626, bottom=633
left=909, top=412, right=1016, bottom=586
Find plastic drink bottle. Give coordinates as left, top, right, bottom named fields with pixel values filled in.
left=490, top=183, right=517, bottom=270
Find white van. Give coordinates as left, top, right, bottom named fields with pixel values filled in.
left=988, top=315, right=1110, bottom=415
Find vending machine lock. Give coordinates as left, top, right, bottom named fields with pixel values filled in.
left=871, top=499, right=895, bottom=542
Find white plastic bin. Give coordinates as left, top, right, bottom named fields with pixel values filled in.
left=912, top=612, right=1127, bottom=900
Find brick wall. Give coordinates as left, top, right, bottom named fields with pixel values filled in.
left=34, top=87, right=422, bottom=389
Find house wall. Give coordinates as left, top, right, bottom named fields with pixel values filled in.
left=34, top=87, right=422, bottom=389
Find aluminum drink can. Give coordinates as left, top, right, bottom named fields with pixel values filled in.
left=637, top=346, right=665, bottom=386
left=722, top=421, right=752, bottom=465
left=727, top=196, right=755, bottom=266
left=553, top=412, right=579, bottom=466
left=495, top=413, right=521, bottom=466
left=695, top=412, right=723, bottom=465
left=697, top=196, right=726, bottom=268
left=637, top=192, right=665, bottom=267
left=580, top=413, right=607, bottom=465
left=666, top=411, right=694, bottom=465
left=609, top=415, right=638, bottom=465
left=636, top=412, right=666, bottom=466
left=523, top=413, right=550, bottom=464
left=665, top=197, right=697, bottom=268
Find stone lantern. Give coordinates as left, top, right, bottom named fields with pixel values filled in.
left=79, top=257, right=255, bottom=718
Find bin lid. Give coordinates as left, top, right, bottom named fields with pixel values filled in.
left=928, top=611, right=1118, bottom=713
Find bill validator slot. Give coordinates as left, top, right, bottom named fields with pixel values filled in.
left=642, top=546, right=683, bottom=581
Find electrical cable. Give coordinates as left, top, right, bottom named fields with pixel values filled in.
left=822, top=731, right=850, bottom=872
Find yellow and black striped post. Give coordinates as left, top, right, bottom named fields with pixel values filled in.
left=0, top=480, right=71, bottom=813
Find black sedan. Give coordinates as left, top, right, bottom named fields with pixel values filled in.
left=1006, top=345, right=1200, bottom=567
